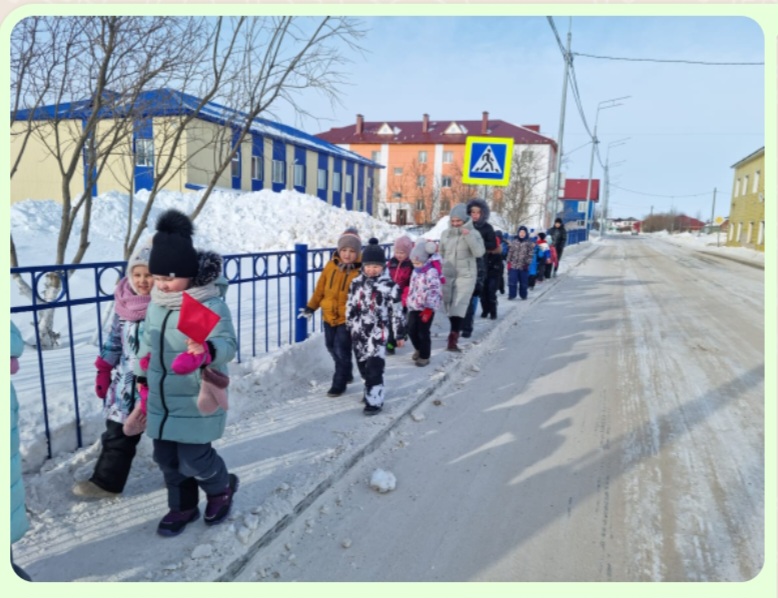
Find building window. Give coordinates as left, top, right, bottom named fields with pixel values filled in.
left=733, top=178, right=740, bottom=197
left=371, top=151, right=381, bottom=162
left=416, top=199, right=425, bottom=211
left=317, top=168, right=327, bottom=190
left=294, top=163, right=305, bottom=187
left=367, top=174, right=373, bottom=188
left=758, top=221, right=764, bottom=245
left=394, top=167, right=403, bottom=176
left=442, top=176, right=452, bottom=188
left=418, top=150, right=428, bottom=164
left=345, top=174, right=353, bottom=194
left=743, top=175, right=749, bottom=195
left=251, top=156, right=263, bottom=180
left=747, top=221, right=754, bottom=244
left=753, top=170, right=760, bottom=193
left=356, top=197, right=363, bottom=211
left=392, top=191, right=402, bottom=199
left=440, top=199, right=451, bottom=213
left=272, top=160, right=285, bottom=184
left=333, top=172, right=342, bottom=192
left=417, top=175, right=426, bottom=188
left=443, top=150, right=453, bottom=164
left=135, top=138, right=154, bottom=167
left=231, top=152, right=240, bottom=178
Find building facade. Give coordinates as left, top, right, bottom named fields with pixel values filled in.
left=11, top=89, right=381, bottom=215
left=727, top=147, right=765, bottom=251
left=559, top=178, right=600, bottom=229
left=316, top=112, right=557, bottom=229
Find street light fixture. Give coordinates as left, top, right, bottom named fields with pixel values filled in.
left=583, top=96, right=630, bottom=239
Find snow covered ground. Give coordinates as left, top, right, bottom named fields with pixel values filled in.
left=9, top=189, right=765, bottom=583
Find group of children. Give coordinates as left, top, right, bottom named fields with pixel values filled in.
left=65, top=213, right=560, bottom=542
left=300, top=229, right=443, bottom=416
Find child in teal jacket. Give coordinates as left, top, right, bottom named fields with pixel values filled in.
left=137, top=209, right=238, bottom=537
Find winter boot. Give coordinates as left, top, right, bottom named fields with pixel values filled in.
left=415, top=358, right=430, bottom=367
left=157, top=508, right=200, bottom=537
left=204, top=473, right=239, bottom=526
left=72, top=479, right=119, bottom=500
left=446, top=332, right=461, bottom=352
left=363, top=403, right=383, bottom=416
left=411, top=350, right=420, bottom=361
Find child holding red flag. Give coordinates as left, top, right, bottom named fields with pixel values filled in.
left=135, top=209, right=238, bottom=537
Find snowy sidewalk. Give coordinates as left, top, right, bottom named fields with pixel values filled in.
left=15, top=242, right=598, bottom=582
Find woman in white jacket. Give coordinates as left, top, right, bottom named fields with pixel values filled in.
left=438, top=203, right=485, bottom=352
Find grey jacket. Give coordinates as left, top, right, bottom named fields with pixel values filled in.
left=439, top=220, right=486, bottom=317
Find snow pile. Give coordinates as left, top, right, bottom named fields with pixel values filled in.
left=369, top=468, right=397, bottom=493
left=12, top=187, right=410, bottom=266
left=646, top=230, right=764, bottom=266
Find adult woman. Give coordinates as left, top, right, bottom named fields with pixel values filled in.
left=439, top=203, right=485, bottom=352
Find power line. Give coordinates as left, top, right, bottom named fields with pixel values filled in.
left=609, top=183, right=714, bottom=198
left=546, top=17, right=566, bottom=55
left=572, top=52, right=763, bottom=66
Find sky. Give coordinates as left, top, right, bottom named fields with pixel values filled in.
left=273, top=16, right=764, bottom=222
left=10, top=188, right=763, bottom=582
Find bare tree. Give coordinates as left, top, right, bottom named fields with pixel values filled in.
left=498, top=149, right=548, bottom=233
left=187, top=17, right=366, bottom=221
left=10, top=16, right=204, bottom=346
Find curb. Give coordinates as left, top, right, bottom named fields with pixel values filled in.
left=693, top=248, right=764, bottom=270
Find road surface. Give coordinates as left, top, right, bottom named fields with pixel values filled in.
left=235, top=235, right=765, bottom=582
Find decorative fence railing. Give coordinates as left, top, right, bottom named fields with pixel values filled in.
left=10, top=243, right=390, bottom=460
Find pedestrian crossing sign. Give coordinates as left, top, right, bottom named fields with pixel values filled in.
left=462, top=136, right=514, bottom=186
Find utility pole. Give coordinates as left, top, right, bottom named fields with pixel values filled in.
left=709, top=187, right=717, bottom=233
left=549, top=20, right=572, bottom=229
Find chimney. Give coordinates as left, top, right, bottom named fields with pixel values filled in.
left=481, top=111, right=489, bottom=134
left=356, top=114, right=364, bottom=135
left=422, top=113, right=429, bottom=134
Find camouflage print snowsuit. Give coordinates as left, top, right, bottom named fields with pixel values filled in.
left=346, top=270, right=407, bottom=407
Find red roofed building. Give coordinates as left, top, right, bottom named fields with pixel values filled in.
left=316, top=112, right=557, bottom=227
left=559, top=178, right=599, bottom=228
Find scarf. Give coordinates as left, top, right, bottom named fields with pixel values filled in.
left=151, top=281, right=221, bottom=310
left=114, top=277, right=151, bottom=322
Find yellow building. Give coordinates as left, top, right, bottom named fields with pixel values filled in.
left=11, top=89, right=381, bottom=215
left=727, top=147, right=764, bottom=251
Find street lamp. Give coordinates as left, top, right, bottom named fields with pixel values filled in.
left=600, top=138, right=629, bottom=235
left=583, top=96, right=630, bottom=239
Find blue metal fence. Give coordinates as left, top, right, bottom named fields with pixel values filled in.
left=10, top=243, right=391, bottom=459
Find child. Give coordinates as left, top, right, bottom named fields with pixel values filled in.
left=11, top=321, right=32, bottom=581
left=298, top=227, right=362, bottom=397
left=506, top=226, right=534, bottom=300
left=535, top=232, right=551, bottom=284
left=137, top=209, right=238, bottom=537
left=405, top=240, right=442, bottom=367
left=346, top=238, right=406, bottom=415
left=386, top=235, right=413, bottom=355
left=72, top=241, right=153, bottom=499
left=547, top=245, right=559, bottom=279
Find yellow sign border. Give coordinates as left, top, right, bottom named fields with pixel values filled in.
left=462, top=136, right=514, bottom=186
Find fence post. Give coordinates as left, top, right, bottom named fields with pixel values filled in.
left=294, top=243, right=308, bottom=343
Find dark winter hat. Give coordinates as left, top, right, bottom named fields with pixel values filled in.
left=538, top=232, right=547, bottom=241
left=517, top=225, right=529, bottom=237
left=361, top=238, right=386, bottom=266
left=410, top=240, right=437, bottom=263
left=337, top=227, right=362, bottom=255
left=149, top=209, right=199, bottom=279
left=449, top=203, right=469, bottom=223
left=393, top=235, right=413, bottom=255
left=554, top=218, right=564, bottom=225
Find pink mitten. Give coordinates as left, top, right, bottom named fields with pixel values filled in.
left=94, top=356, right=114, bottom=399
left=197, top=368, right=230, bottom=415
left=10, top=357, right=19, bottom=375
left=139, top=353, right=151, bottom=372
left=171, top=350, right=212, bottom=375
left=123, top=383, right=148, bottom=437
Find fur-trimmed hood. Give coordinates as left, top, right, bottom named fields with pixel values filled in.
left=466, top=198, right=491, bottom=224
left=193, top=250, right=223, bottom=288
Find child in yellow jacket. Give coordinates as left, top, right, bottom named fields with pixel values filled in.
left=298, top=227, right=362, bottom=397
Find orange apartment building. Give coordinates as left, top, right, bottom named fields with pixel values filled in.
left=317, top=112, right=558, bottom=228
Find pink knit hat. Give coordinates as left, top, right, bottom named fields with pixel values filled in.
left=393, top=235, right=413, bottom=255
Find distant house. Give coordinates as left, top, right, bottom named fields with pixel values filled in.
left=559, top=178, right=600, bottom=229
left=11, top=89, right=382, bottom=215
left=675, top=215, right=705, bottom=232
left=727, top=146, right=764, bottom=251
left=316, top=112, right=557, bottom=228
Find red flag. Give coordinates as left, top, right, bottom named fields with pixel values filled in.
left=178, top=292, right=221, bottom=345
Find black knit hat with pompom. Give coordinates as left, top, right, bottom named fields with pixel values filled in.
left=361, top=238, right=386, bottom=266
left=149, top=209, right=199, bottom=278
